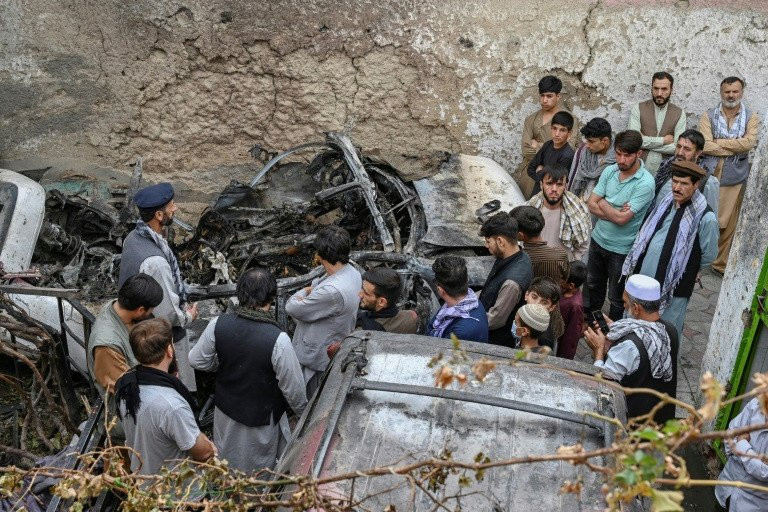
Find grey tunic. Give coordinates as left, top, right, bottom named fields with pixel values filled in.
left=188, top=317, right=307, bottom=473
left=285, top=264, right=362, bottom=375
left=140, top=255, right=196, bottom=391
left=716, top=398, right=768, bottom=511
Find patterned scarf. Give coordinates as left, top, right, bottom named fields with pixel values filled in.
left=607, top=318, right=673, bottom=382
left=431, top=288, right=480, bottom=338
left=622, top=189, right=708, bottom=312
left=527, top=190, right=592, bottom=253
left=713, top=102, right=747, bottom=139
left=567, top=141, right=616, bottom=201
left=653, top=156, right=677, bottom=196
left=236, top=305, right=282, bottom=328
left=135, top=220, right=189, bottom=303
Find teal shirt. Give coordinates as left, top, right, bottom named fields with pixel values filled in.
left=591, top=163, right=656, bottom=254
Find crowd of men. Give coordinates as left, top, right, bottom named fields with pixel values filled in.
left=84, top=71, right=765, bottom=509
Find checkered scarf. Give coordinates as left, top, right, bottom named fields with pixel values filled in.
left=713, top=103, right=747, bottom=139
left=621, top=190, right=708, bottom=312
left=607, top=318, right=673, bottom=382
left=527, top=190, right=591, bottom=256
left=431, top=288, right=480, bottom=338
left=135, top=220, right=190, bottom=304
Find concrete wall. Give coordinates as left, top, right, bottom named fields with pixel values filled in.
left=701, top=114, right=768, bottom=400
left=2, top=0, right=768, bottom=213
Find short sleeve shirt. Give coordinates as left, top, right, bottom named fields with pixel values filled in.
left=120, top=385, right=200, bottom=475
left=591, top=163, right=656, bottom=254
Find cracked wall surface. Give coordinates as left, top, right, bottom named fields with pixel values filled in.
left=701, top=111, right=768, bottom=408
left=2, top=0, right=768, bottom=212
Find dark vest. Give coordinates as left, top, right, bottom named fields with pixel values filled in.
left=635, top=201, right=713, bottom=299
left=638, top=99, right=682, bottom=138
left=616, top=320, right=678, bottom=424
left=479, top=251, right=533, bottom=347
left=213, top=314, right=289, bottom=427
left=117, top=229, right=168, bottom=288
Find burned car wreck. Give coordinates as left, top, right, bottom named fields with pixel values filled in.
left=177, top=131, right=526, bottom=321
left=4, top=132, right=525, bottom=311
left=1, top=131, right=526, bottom=384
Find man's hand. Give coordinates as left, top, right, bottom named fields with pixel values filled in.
left=737, top=432, right=751, bottom=442
left=584, top=325, right=608, bottom=360
left=528, top=139, right=540, bottom=150
left=663, top=134, right=674, bottom=145
left=186, top=302, right=198, bottom=322
left=302, top=286, right=313, bottom=296
left=620, top=202, right=630, bottom=212
left=327, top=340, right=342, bottom=359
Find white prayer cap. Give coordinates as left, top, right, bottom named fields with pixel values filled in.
left=625, top=274, right=661, bottom=301
left=518, top=303, right=550, bottom=332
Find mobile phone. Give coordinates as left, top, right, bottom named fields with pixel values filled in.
left=591, top=310, right=610, bottom=334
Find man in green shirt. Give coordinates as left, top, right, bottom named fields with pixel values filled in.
left=586, top=130, right=655, bottom=320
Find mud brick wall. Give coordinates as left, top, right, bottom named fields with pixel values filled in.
left=2, top=0, right=768, bottom=207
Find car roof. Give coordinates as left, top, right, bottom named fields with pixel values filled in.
left=277, top=331, right=628, bottom=511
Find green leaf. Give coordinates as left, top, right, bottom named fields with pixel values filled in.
left=615, top=469, right=637, bottom=486
left=633, top=427, right=664, bottom=441
left=650, top=489, right=684, bottom=511
left=662, top=420, right=685, bottom=435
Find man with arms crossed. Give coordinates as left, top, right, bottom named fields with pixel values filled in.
left=586, top=130, right=655, bottom=320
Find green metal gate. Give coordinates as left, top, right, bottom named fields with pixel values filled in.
left=714, top=246, right=768, bottom=461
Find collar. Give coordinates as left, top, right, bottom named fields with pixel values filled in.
left=612, top=162, right=646, bottom=182
left=719, top=102, right=744, bottom=117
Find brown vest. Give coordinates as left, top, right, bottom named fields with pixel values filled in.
left=638, top=99, right=682, bottom=137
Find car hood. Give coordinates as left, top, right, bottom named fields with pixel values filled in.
left=413, top=154, right=525, bottom=248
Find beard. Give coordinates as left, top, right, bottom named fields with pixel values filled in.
left=653, top=95, right=670, bottom=106
left=168, top=351, right=179, bottom=376
left=544, top=193, right=563, bottom=206
left=723, top=98, right=740, bottom=109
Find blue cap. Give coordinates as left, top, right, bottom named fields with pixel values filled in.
left=134, top=183, right=174, bottom=209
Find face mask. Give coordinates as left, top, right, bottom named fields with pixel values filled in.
left=510, top=320, right=521, bottom=346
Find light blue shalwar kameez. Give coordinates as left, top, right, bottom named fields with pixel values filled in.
left=637, top=205, right=719, bottom=338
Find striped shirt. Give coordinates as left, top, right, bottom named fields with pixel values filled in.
left=523, top=241, right=569, bottom=282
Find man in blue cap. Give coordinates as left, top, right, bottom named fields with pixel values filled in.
left=118, top=183, right=198, bottom=390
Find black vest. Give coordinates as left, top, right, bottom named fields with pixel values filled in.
left=617, top=320, right=678, bottom=424
left=479, top=251, right=534, bottom=347
left=635, top=202, right=713, bottom=299
left=213, top=314, right=289, bottom=427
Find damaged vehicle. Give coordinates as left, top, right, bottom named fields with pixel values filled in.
left=1, top=132, right=527, bottom=374
left=0, top=136, right=566, bottom=511
left=274, top=330, right=644, bottom=511
left=179, top=131, right=526, bottom=323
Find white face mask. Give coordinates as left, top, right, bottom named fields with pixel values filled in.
left=510, top=320, right=521, bottom=346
